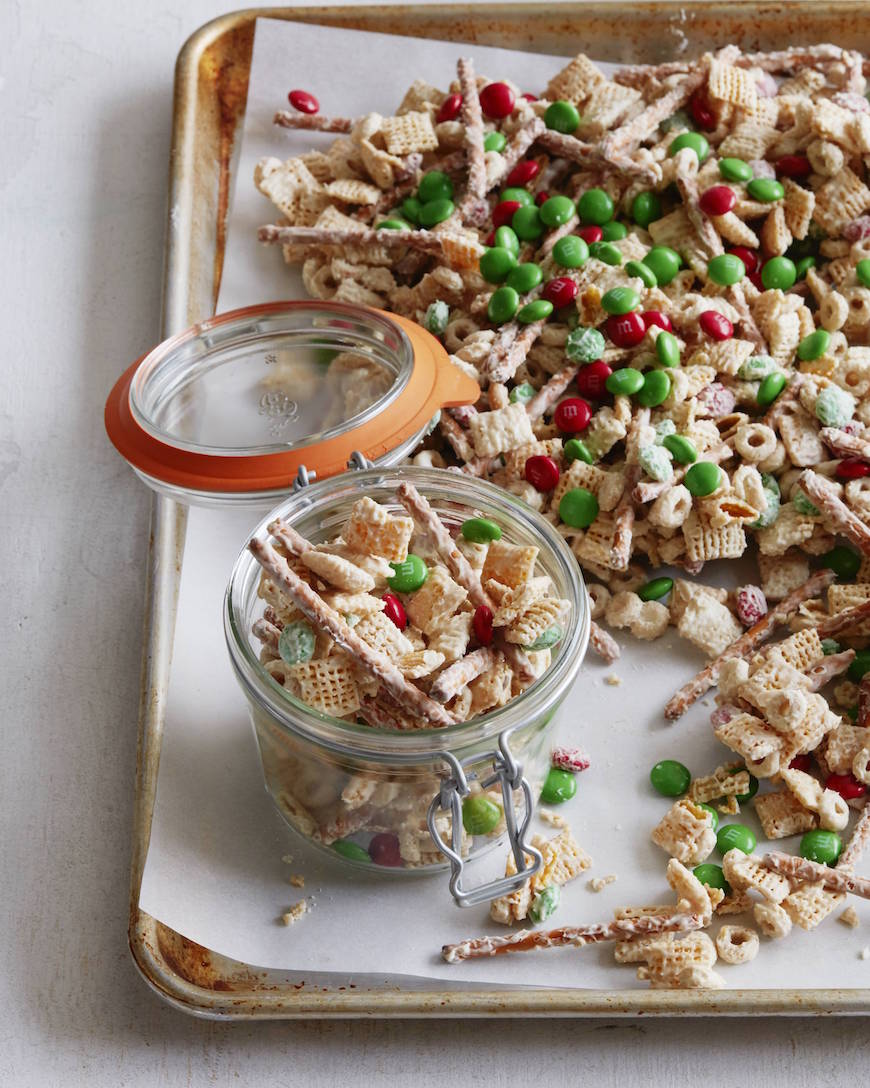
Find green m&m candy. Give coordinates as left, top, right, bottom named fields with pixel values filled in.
left=578, top=187, right=614, bottom=225
left=716, top=824, right=756, bottom=855
left=601, top=220, right=628, bottom=241
left=821, top=545, right=861, bottom=581
left=632, top=190, right=662, bottom=228
left=605, top=367, right=644, bottom=396
left=278, top=620, right=316, bottom=665
left=418, top=170, right=453, bottom=203
left=544, top=100, right=581, bottom=133
left=708, top=253, right=746, bottom=285
left=693, top=864, right=730, bottom=893
left=685, top=461, right=722, bottom=497
left=792, top=489, right=820, bottom=516
left=757, top=371, right=787, bottom=408
left=494, top=225, right=520, bottom=255
left=795, top=256, right=816, bottom=280
left=376, top=218, right=413, bottom=231
left=510, top=382, right=536, bottom=404
left=480, top=246, right=517, bottom=283
left=488, top=285, right=520, bottom=323
left=424, top=300, right=449, bottom=335
left=565, top=325, right=606, bottom=363
left=540, top=194, right=576, bottom=226
left=388, top=554, right=428, bottom=592
left=601, top=286, right=640, bottom=315
left=506, top=262, right=543, bottom=293
left=552, top=234, right=589, bottom=268
left=655, top=330, right=681, bottom=368
left=528, top=884, right=561, bottom=923
left=401, top=196, right=423, bottom=223
left=663, top=434, right=697, bottom=464
left=738, top=354, right=777, bottom=380
left=857, top=258, right=870, bottom=287
left=564, top=438, right=594, bottom=464
left=501, top=186, right=534, bottom=207
left=848, top=649, right=870, bottom=682
left=518, top=299, right=554, bottom=324
left=747, top=178, right=785, bottom=202
left=821, top=638, right=842, bottom=655
left=512, top=205, right=544, bottom=241
left=525, top=625, right=564, bottom=651
left=559, top=487, right=599, bottom=528
left=637, top=369, right=672, bottom=408
left=638, top=577, right=674, bottom=602
left=669, top=131, right=709, bottom=161
left=638, top=444, right=673, bottom=482
left=797, top=328, right=830, bottom=361
left=484, top=131, right=507, bottom=153
left=719, top=157, right=753, bottom=182
left=419, top=198, right=455, bottom=227
left=541, top=767, right=578, bottom=804
left=800, top=829, right=842, bottom=865
left=462, top=793, right=502, bottom=835
left=461, top=517, right=502, bottom=543
left=626, top=259, right=657, bottom=288
left=761, top=256, right=796, bottom=290
left=650, top=759, right=690, bottom=797
left=697, top=804, right=719, bottom=831
left=589, top=241, right=622, bottom=265
left=643, top=246, right=681, bottom=286
left=333, top=839, right=372, bottom=863
left=815, top=384, right=856, bottom=427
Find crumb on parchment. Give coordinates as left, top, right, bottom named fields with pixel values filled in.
left=588, top=874, right=618, bottom=893
left=839, top=906, right=860, bottom=928
left=539, top=807, right=568, bottom=828
left=605, top=674, right=621, bottom=687
left=290, top=874, right=306, bottom=888
left=860, top=947, right=870, bottom=961
left=281, top=899, right=310, bottom=926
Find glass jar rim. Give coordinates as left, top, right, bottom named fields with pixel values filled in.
left=224, top=465, right=589, bottom=761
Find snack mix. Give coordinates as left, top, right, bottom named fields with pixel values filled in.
left=255, top=43, right=870, bottom=988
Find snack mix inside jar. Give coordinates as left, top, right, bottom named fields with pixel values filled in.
left=225, top=467, right=588, bottom=904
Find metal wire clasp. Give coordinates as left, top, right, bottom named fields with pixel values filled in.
left=291, top=451, right=372, bottom=493
left=426, top=727, right=543, bottom=908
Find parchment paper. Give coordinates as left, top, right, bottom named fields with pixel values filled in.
left=138, top=17, right=870, bottom=989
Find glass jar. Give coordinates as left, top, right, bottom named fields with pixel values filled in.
left=225, top=466, right=589, bottom=905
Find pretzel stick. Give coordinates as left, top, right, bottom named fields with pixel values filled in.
left=258, top=224, right=447, bottom=256
left=839, top=803, right=870, bottom=871
left=430, top=648, right=500, bottom=703
left=603, top=66, right=711, bottom=155
left=537, top=217, right=579, bottom=260
left=815, top=599, right=870, bottom=640
left=537, top=129, right=657, bottom=183
left=252, top=618, right=281, bottom=650
left=396, top=481, right=536, bottom=683
left=439, top=411, right=475, bottom=462
left=526, top=365, right=580, bottom=422
left=820, top=428, right=870, bottom=463
left=800, top=469, right=870, bottom=557
left=268, top=518, right=311, bottom=557
left=485, top=320, right=546, bottom=384
left=442, top=911, right=704, bottom=962
left=860, top=676, right=870, bottom=729
left=762, top=853, right=870, bottom=899
left=248, top=538, right=454, bottom=727
left=590, top=620, right=620, bottom=664
left=273, top=110, right=354, bottom=133
left=804, top=649, right=856, bottom=690
left=457, top=57, right=488, bottom=224
left=633, top=444, right=732, bottom=503
left=728, top=283, right=767, bottom=350
left=673, top=150, right=723, bottom=260
left=610, top=408, right=650, bottom=571
left=664, top=569, right=837, bottom=719
left=486, top=116, right=546, bottom=192
left=740, top=44, right=848, bottom=71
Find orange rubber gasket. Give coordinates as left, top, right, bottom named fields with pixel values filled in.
left=105, top=302, right=480, bottom=492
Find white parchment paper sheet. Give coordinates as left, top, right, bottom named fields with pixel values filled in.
left=139, top=18, right=869, bottom=988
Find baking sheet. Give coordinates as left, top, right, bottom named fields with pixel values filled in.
left=139, top=16, right=870, bottom=989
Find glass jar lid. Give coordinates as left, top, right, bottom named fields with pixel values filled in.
left=105, top=301, right=479, bottom=505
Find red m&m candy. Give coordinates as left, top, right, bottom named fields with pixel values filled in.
left=727, top=246, right=759, bottom=274
left=825, top=773, right=867, bottom=800
left=836, top=459, right=870, bottom=479
left=576, top=360, right=612, bottom=399
left=789, top=754, right=813, bottom=772
left=368, top=833, right=402, bottom=867
left=288, top=89, right=320, bottom=114
left=506, top=160, right=540, bottom=187
left=493, top=200, right=522, bottom=228
left=606, top=311, right=646, bottom=347
left=535, top=190, right=550, bottom=206
left=689, top=88, right=716, bottom=130
left=641, top=310, right=672, bottom=332
left=382, top=593, right=407, bottom=630
left=524, top=455, right=561, bottom=492
left=473, top=605, right=494, bottom=645
left=554, top=397, right=592, bottom=433
left=480, top=82, right=516, bottom=119
left=699, top=185, right=736, bottom=217
left=542, top=276, right=578, bottom=308
left=699, top=310, right=734, bottom=340
left=436, top=93, right=463, bottom=123
left=776, top=154, right=811, bottom=179
left=578, top=225, right=603, bottom=244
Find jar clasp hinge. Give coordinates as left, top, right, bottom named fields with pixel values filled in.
left=426, top=728, right=543, bottom=908
left=291, top=452, right=373, bottom=493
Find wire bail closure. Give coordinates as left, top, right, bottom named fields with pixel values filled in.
left=426, top=726, right=543, bottom=908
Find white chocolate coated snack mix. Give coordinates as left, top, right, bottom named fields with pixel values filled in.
left=256, top=45, right=870, bottom=986
left=246, top=482, right=571, bottom=869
